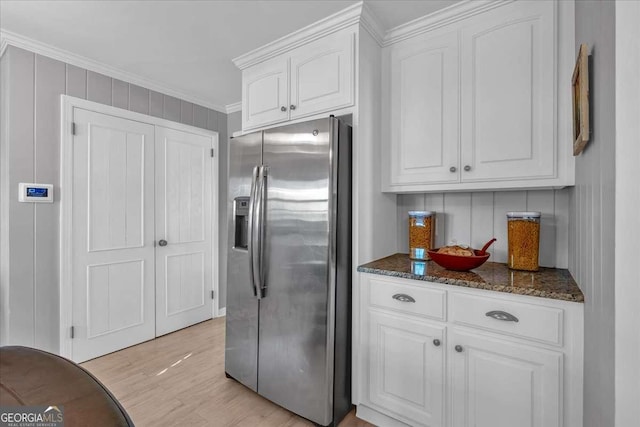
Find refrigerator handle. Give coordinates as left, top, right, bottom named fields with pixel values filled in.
left=247, top=165, right=259, bottom=297
left=257, top=165, right=268, bottom=297
left=252, top=165, right=266, bottom=299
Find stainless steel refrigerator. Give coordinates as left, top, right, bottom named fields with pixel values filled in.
left=225, top=117, right=352, bottom=426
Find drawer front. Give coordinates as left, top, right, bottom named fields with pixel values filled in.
left=368, top=277, right=446, bottom=321
left=450, top=292, right=564, bottom=346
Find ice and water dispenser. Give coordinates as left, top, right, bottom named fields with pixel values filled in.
left=233, top=197, right=250, bottom=250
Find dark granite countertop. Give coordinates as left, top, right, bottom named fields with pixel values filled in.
left=357, top=253, right=584, bottom=303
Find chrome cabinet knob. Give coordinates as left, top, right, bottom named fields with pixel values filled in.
left=433, top=339, right=441, bottom=347
left=450, top=166, right=457, bottom=173
left=280, top=106, right=287, bottom=112
left=464, top=165, right=472, bottom=172
left=158, top=239, right=168, bottom=247
left=290, top=104, right=296, bottom=110
left=455, top=345, right=463, bottom=353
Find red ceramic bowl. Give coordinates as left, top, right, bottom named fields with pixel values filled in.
left=427, top=248, right=490, bottom=271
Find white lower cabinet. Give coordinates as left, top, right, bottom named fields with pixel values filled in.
left=356, top=274, right=583, bottom=427
left=368, top=310, right=445, bottom=426
left=449, top=329, right=562, bottom=427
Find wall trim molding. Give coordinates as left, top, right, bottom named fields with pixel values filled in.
left=0, top=29, right=228, bottom=114
left=3, top=0, right=514, bottom=115
left=382, top=0, right=514, bottom=46
left=360, top=2, right=385, bottom=46
left=231, top=1, right=514, bottom=69
left=0, top=35, right=9, bottom=58
left=225, top=102, right=242, bottom=114
left=232, top=1, right=364, bottom=70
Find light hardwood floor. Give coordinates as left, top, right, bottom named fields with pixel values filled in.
left=82, top=318, right=373, bottom=427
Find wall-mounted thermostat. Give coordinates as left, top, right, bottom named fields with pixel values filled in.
left=18, top=183, right=53, bottom=203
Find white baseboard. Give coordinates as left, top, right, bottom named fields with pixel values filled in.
left=356, top=405, right=411, bottom=427
left=217, top=307, right=226, bottom=317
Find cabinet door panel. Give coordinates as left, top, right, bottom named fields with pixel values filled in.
left=450, top=329, right=562, bottom=427
left=289, top=30, right=355, bottom=119
left=242, top=57, right=289, bottom=130
left=369, top=310, right=445, bottom=426
left=460, top=0, right=555, bottom=181
left=389, top=31, right=459, bottom=185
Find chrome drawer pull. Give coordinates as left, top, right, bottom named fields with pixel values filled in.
left=486, top=310, right=519, bottom=322
left=392, top=293, right=416, bottom=303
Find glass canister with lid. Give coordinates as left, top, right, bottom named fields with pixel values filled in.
left=408, top=211, right=435, bottom=260
left=507, top=211, right=541, bottom=271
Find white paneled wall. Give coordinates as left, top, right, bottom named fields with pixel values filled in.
left=0, top=46, right=227, bottom=352
left=397, top=189, right=570, bottom=268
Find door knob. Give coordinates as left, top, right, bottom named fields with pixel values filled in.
left=158, top=239, right=168, bottom=247
left=290, top=104, right=296, bottom=110
left=455, top=345, right=463, bottom=353
left=280, top=106, right=287, bottom=112
left=464, top=165, right=472, bottom=172
left=450, top=166, right=457, bottom=173
left=433, top=339, right=441, bottom=347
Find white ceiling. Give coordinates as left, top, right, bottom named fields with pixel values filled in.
left=0, top=0, right=461, bottom=112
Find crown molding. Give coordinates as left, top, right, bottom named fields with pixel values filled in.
left=0, top=29, right=228, bottom=113
left=231, top=1, right=515, bottom=66
left=360, top=2, right=385, bottom=46
left=232, top=1, right=364, bottom=70
left=382, top=0, right=515, bottom=46
left=225, top=102, right=242, bottom=114
left=0, top=35, right=8, bottom=58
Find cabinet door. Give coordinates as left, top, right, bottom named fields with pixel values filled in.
left=368, top=310, right=445, bottom=426
left=289, top=29, right=355, bottom=119
left=450, top=329, right=562, bottom=427
left=389, top=30, right=459, bottom=186
left=460, top=0, right=556, bottom=182
left=242, top=56, right=289, bottom=130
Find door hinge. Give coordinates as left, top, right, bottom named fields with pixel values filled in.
left=71, top=122, right=76, bottom=135
left=211, top=290, right=215, bottom=300
left=70, top=326, right=75, bottom=339
left=210, top=148, right=215, bottom=158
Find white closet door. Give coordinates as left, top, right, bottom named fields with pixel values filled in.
left=72, top=109, right=155, bottom=363
left=155, top=126, right=213, bottom=336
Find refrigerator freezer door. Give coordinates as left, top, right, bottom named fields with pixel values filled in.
left=225, top=131, right=262, bottom=391
left=258, top=118, right=335, bottom=425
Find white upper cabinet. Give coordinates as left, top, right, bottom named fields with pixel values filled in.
left=289, top=30, right=355, bottom=119
left=389, top=30, right=460, bottom=185
left=242, top=56, right=289, bottom=130
left=239, top=27, right=355, bottom=131
left=460, top=0, right=555, bottom=182
left=382, top=0, right=574, bottom=192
